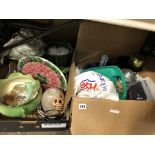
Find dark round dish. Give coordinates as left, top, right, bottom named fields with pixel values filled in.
left=44, top=42, right=73, bottom=67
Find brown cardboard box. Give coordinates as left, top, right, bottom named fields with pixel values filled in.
left=66, top=21, right=155, bottom=135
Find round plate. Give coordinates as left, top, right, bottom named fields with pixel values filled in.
left=17, top=56, right=67, bottom=91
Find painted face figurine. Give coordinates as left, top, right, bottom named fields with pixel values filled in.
left=41, top=88, right=65, bottom=116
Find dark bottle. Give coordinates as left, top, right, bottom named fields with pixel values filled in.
left=128, top=54, right=144, bottom=72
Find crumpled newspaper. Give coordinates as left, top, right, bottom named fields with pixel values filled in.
left=74, top=71, right=119, bottom=101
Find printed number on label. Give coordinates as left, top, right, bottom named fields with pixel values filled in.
left=79, top=104, right=86, bottom=110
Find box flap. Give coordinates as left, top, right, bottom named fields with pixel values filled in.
left=75, top=21, right=148, bottom=64
left=63, top=54, right=75, bottom=113
left=90, top=19, right=155, bottom=32
left=71, top=97, right=155, bottom=135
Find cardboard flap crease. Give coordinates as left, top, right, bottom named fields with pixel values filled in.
left=75, top=21, right=148, bottom=64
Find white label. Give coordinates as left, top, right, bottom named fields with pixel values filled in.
left=109, top=109, right=120, bottom=114
left=79, top=104, right=87, bottom=110
left=41, top=123, right=66, bottom=128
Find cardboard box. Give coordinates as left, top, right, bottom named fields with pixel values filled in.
left=66, top=21, right=155, bottom=134
left=0, top=19, right=79, bottom=132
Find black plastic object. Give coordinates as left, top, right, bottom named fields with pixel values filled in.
left=127, top=82, right=147, bottom=100
left=115, top=56, right=131, bottom=68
